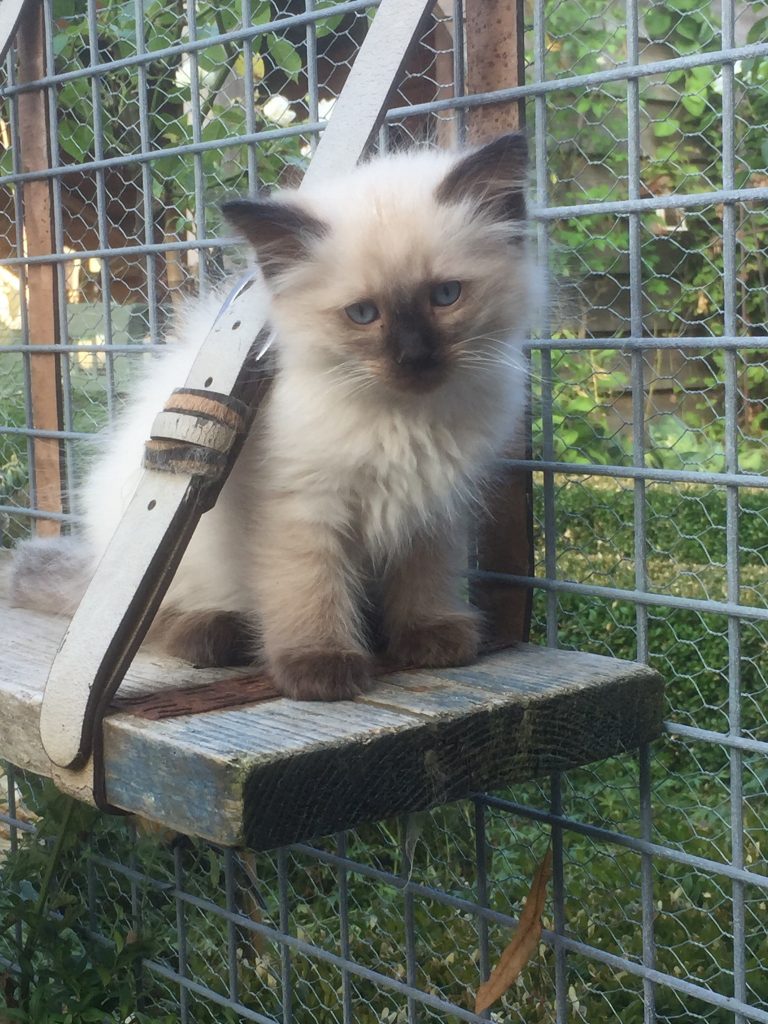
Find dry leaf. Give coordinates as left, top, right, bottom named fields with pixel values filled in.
left=475, top=845, right=553, bottom=1014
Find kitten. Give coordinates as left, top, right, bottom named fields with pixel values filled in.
left=11, top=133, right=537, bottom=701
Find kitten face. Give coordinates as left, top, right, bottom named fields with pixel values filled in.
left=223, top=134, right=532, bottom=396
left=333, top=280, right=470, bottom=392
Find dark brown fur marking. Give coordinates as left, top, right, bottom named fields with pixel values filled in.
left=383, top=294, right=447, bottom=390
left=387, top=613, right=480, bottom=670
left=435, top=132, right=528, bottom=222
left=273, top=649, right=373, bottom=701
left=222, top=198, right=328, bottom=279
left=149, top=608, right=256, bottom=668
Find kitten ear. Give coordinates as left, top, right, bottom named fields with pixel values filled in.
left=436, top=132, right=528, bottom=222
left=222, top=198, right=329, bottom=279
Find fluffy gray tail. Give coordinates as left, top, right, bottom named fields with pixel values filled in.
left=9, top=535, right=97, bottom=617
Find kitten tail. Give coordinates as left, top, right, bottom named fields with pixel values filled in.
left=9, top=535, right=96, bottom=617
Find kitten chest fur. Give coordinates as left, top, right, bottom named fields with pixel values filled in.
left=251, top=360, right=520, bottom=557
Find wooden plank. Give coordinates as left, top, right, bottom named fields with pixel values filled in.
left=465, top=0, right=531, bottom=645
left=0, top=565, right=665, bottom=849
left=38, top=0, right=436, bottom=785
left=17, top=0, right=64, bottom=537
left=0, top=0, right=30, bottom=66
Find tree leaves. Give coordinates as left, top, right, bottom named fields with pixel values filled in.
left=267, top=35, right=302, bottom=80
left=474, top=846, right=553, bottom=1015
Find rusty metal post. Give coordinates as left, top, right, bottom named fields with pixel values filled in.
left=465, top=0, right=532, bottom=646
left=465, top=0, right=526, bottom=136
left=18, top=0, right=64, bottom=535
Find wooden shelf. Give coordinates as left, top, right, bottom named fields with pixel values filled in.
left=0, top=566, right=664, bottom=849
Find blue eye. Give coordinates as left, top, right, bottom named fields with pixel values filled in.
left=345, top=301, right=380, bottom=325
left=430, top=280, right=462, bottom=307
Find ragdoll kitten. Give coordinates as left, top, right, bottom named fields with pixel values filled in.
left=11, top=133, right=536, bottom=701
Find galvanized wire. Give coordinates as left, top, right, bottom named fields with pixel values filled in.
left=1, top=0, right=767, bottom=1022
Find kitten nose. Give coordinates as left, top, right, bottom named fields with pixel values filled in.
left=394, top=328, right=437, bottom=370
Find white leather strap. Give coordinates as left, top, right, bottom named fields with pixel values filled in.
left=150, top=411, right=238, bottom=453
left=0, top=0, right=31, bottom=64
left=39, top=0, right=434, bottom=807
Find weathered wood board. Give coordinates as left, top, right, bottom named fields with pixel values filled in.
left=0, top=567, right=664, bottom=850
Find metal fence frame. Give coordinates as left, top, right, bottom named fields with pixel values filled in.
left=1, top=0, right=767, bottom=1021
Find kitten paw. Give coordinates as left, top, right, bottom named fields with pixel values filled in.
left=388, top=613, right=480, bottom=669
left=153, top=609, right=255, bottom=667
left=273, top=649, right=373, bottom=701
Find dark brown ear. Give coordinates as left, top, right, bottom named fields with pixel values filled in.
left=436, top=133, right=528, bottom=222
left=222, top=198, right=329, bottom=279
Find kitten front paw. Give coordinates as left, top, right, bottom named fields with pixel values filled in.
left=272, top=649, right=373, bottom=701
left=388, top=613, right=480, bottom=670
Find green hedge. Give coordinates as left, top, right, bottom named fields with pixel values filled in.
left=542, top=477, right=767, bottom=568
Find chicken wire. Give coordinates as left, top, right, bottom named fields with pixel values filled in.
left=1, top=0, right=768, bottom=1022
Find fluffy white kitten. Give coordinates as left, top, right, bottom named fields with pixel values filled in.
left=12, top=134, right=536, bottom=700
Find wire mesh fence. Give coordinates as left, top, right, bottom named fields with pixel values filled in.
left=1, top=0, right=767, bottom=1021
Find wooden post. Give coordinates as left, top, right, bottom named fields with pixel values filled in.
left=18, top=0, right=64, bottom=536
left=465, top=0, right=526, bottom=138
left=465, top=0, right=532, bottom=646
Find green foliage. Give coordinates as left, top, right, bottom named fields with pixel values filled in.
left=539, top=0, right=768, bottom=473
left=0, top=788, right=158, bottom=1023
left=48, top=0, right=308, bottom=222
left=531, top=343, right=768, bottom=473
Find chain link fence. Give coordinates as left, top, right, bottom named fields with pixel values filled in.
left=1, top=0, right=768, bottom=1021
